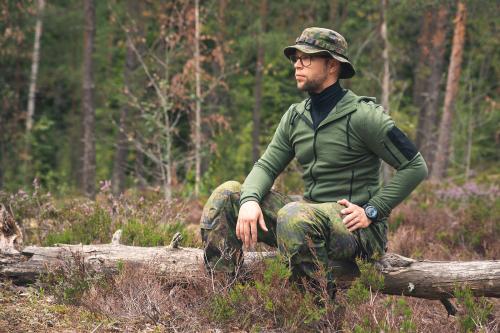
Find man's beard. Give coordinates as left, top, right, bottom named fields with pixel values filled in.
left=297, top=73, right=328, bottom=93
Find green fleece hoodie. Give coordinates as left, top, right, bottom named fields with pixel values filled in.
left=240, top=89, right=428, bottom=220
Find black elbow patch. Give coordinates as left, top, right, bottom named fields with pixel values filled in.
left=387, top=126, right=418, bottom=160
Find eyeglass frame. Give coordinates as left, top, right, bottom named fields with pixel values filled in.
left=288, top=53, right=331, bottom=67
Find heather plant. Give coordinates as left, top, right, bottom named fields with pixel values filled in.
left=454, top=286, right=495, bottom=333
left=0, top=179, right=56, bottom=221
left=393, top=298, right=417, bottom=333
left=121, top=219, right=199, bottom=247
left=208, top=257, right=326, bottom=331
left=43, top=205, right=112, bottom=245
left=346, top=294, right=418, bottom=333
left=347, top=257, right=385, bottom=306
left=0, top=178, right=58, bottom=243
left=11, top=180, right=204, bottom=247
left=42, top=251, right=109, bottom=304
left=389, top=178, right=500, bottom=260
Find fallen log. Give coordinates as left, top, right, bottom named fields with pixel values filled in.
left=1, top=236, right=499, bottom=303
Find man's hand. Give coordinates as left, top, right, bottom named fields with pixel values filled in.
left=337, top=199, right=371, bottom=232
left=236, top=201, right=268, bottom=249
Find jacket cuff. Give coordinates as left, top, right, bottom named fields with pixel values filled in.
left=239, top=196, right=260, bottom=206
left=367, top=197, right=392, bottom=220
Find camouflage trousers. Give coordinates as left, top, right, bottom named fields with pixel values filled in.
left=200, top=181, right=387, bottom=289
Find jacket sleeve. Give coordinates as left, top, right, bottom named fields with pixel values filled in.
left=351, top=101, right=428, bottom=219
left=240, top=108, right=295, bottom=205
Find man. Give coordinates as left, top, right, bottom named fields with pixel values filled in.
left=200, top=27, right=427, bottom=298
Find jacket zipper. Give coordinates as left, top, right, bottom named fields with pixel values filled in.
left=347, top=115, right=354, bottom=202
left=346, top=114, right=352, bottom=149
left=348, top=169, right=354, bottom=201
left=309, top=130, right=319, bottom=200
left=382, top=141, right=402, bottom=165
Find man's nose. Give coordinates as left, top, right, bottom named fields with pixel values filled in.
left=294, top=59, right=303, bottom=69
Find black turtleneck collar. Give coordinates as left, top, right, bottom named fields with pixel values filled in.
left=308, top=81, right=347, bottom=129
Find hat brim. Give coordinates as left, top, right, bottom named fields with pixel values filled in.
left=283, top=44, right=356, bottom=79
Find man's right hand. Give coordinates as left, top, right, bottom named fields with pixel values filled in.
left=236, top=201, right=268, bottom=249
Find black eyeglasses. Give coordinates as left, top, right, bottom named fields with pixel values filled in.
left=288, top=54, right=329, bottom=67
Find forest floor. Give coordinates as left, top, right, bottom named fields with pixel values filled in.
left=1, top=278, right=499, bottom=332
left=0, top=179, right=499, bottom=332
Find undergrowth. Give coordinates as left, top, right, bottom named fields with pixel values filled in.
left=455, top=286, right=495, bottom=333
left=1, top=178, right=499, bottom=331
left=389, top=179, right=499, bottom=260
left=0, top=180, right=201, bottom=248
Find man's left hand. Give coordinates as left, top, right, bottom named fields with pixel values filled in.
left=337, top=199, right=371, bottom=232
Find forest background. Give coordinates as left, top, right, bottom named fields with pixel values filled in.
left=1, top=0, right=498, bottom=197
left=0, top=0, right=499, bottom=332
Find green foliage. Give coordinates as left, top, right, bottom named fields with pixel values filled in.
left=44, top=205, right=112, bottom=245
left=121, top=219, right=198, bottom=247
left=357, top=257, right=385, bottom=292
left=208, top=257, right=325, bottom=331
left=1, top=0, right=498, bottom=196
left=394, top=298, right=417, bottom=333
left=346, top=279, right=371, bottom=305
left=454, top=286, right=494, bottom=333
left=347, top=258, right=384, bottom=306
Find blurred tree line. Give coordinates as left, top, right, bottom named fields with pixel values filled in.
left=0, top=0, right=498, bottom=198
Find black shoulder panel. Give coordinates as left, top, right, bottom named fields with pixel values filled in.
left=387, top=126, right=418, bottom=161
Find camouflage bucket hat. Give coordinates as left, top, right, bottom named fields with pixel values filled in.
left=284, top=27, right=356, bottom=79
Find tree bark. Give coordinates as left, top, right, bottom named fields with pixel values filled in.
left=328, top=0, right=338, bottom=24
left=415, top=5, right=449, bottom=173
left=81, top=0, right=96, bottom=198
left=431, top=1, right=467, bottom=180
left=412, top=9, right=432, bottom=110
left=1, top=243, right=499, bottom=301
left=252, top=0, right=267, bottom=163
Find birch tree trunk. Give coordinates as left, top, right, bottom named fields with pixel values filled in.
left=194, top=0, right=202, bottom=197
left=81, top=0, right=96, bottom=198
left=431, top=1, right=467, bottom=180
left=380, top=0, right=391, bottom=184
left=24, top=0, right=45, bottom=184
left=26, top=0, right=45, bottom=133
left=252, top=0, right=267, bottom=163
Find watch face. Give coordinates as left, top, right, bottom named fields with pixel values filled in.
left=365, top=206, right=377, bottom=219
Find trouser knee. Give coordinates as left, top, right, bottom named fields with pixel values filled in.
left=276, top=202, right=331, bottom=281
left=200, top=180, right=241, bottom=230
left=276, top=202, right=315, bottom=252
left=200, top=180, right=242, bottom=273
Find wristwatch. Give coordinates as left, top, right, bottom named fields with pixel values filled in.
left=363, top=204, right=378, bottom=223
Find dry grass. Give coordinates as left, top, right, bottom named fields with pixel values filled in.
left=1, top=179, right=499, bottom=332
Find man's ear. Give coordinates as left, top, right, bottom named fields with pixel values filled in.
left=326, top=58, right=339, bottom=75
left=332, top=59, right=341, bottom=75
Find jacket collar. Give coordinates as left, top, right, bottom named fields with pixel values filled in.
left=295, top=90, right=359, bottom=129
